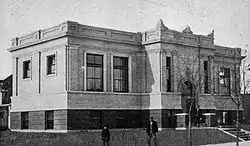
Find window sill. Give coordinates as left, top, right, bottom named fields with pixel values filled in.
left=113, top=91, right=129, bottom=93
left=68, top=90, right=146, bottom=95
left=46, top=73, right=56, bottom=77
left=22, top=77, right=31, bottom=81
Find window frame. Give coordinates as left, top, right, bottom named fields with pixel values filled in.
left=47, top=54, right=56, bottom=75
left=219, top=67, right=231, bottom=95
left=23, top=60, right=31, bottom=79
left=166, top=56, right=172, bottom=92
left=111, top=53, right=131, bottom=93
left=204, top=61, right=210, bottom=94
left=86, top=53, right=104, bottom=92
left=84, top=51, right=107, bottom=92
left=113, top=56, right=129, bottom=92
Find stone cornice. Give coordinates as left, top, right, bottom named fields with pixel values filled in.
left=7, top=33, right=68, bottom=52
left=7, top=20, right=241, bottom=57
left=68, top=32, right=141, bottom=46
left=7, top=21, right=142, bottom=52
left=141, top=25, right=214, bottom=47
left=141, top=35, right=215, bottom=50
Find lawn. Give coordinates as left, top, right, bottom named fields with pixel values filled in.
left=0, top=128, right=237, bottom=146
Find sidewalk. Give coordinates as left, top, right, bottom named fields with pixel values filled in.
left=201, top=141, right=250, bottom=146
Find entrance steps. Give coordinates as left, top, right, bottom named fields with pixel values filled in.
left=219, top=126, right=250, bottom=141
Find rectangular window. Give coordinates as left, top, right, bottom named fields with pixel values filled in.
left=220, top=68, right=230, bottom=95
left=204, top=61, right=209, bottom=93
left=87, top=54, right=103, bottom=91
left=23, top=60, right=31, bottom=79
left=45, top=111, right=54, bottom=129
left=113, top=56, right=128, bottom=92
left=47, top=55, right=56, bottom=75
left=38, top=52, right=41, bottom=93
left=21, top=112, right=29, bottom=129
left=166, top=57, right=171, bottom=92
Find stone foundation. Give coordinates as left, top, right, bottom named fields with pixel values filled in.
left=10, top=109, right=181, bottom=130
left=10, top=109, right=67, bottom=130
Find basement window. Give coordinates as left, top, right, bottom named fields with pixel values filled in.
left=45, top=111, right=54, bottom=130
left=21, top=112, right=29, bottom=129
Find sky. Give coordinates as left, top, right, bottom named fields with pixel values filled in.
left=0, top=0, right=249, bottom=79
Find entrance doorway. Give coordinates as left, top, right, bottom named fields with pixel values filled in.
left=222, top=111, right=232, bottom=125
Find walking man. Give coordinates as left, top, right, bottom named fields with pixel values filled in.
left=101, top=125, right=110, bottom=146
left=146, top=117, right=158, bottom=146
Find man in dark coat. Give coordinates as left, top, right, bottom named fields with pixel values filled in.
left=101, top=125, right=110, bottom=146
left=146, top=117, right=158, bottom=146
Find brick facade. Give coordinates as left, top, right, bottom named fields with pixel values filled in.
left=243, top=94, right=250, bottom=122
left=7, top=20, right=243, bottom=130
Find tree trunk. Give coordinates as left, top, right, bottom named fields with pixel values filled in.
left=188, top=103, right=192, bottom=146
left=236, top=104, right=239, bottom=146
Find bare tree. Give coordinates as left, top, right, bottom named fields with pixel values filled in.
left=211, top=49, right=247, bottom=146
left=175, top=47, right=247, bottom=146
left=231, top=50, right=250, bottom=146
left=177, top=54, right=203, bottom=146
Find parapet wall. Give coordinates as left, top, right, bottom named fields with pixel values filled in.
left=9, top=21, right=141, bottom=52
left=141, top=19, right=214, bottom=47
left=11, top=22, right=69, bottom=48
left=8, top=19, right=241, bottom=60
left=141, top=27, right=214, bottom=47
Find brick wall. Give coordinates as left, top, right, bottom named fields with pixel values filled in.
left=67, top=109, right=101, bottom=130
left=67, top=37, right=141, bottom=93
left=215, top=97, right=243, bottom=110
left=68, top=92, right=142, bottom=109
left=10, top=112, right=21, bottom=129
left=67, top=109, right=179, bottom=129
left=29, top=111, right=45, bottom=130
left=54, top=110, right=67, bottom=130
left=10, top=110, right=67, bottom=130
left=243, top=94, right=250, bottom=122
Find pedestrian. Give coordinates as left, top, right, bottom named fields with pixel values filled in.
left=101, top=125, right=110, bottom=146
left=146, top=117, right=158, bottom=146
